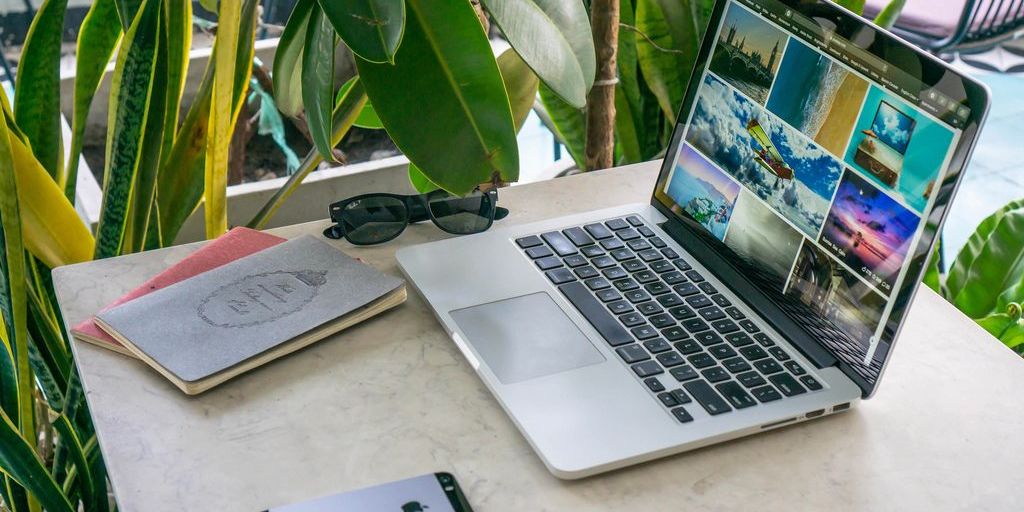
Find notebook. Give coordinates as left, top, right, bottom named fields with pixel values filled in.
left=95, top=235, right=406, bottom=394
left=71, top=227, right=286, bottom=357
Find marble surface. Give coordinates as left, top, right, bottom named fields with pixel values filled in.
left=54, top=163, right=1024, bottom=511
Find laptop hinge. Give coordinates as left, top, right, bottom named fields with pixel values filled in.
left=657, top=218, right=838, bottom=370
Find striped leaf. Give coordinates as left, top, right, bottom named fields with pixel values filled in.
left=273, top=0, right=314, bottom=117
left=66, top=0, right=123, bottom=200
left=94, top=0, right=162, bottom=258
left=0, top=410, right=73, bottom=512
left=302, top=6, right=338, bottom=161
left=318, top=0, right=405, bottom=64
left=13, top=0, right=68, bottom=182
left=115, top=0, right=143, bottom=29
left=52, top=415, right=95, bottom=511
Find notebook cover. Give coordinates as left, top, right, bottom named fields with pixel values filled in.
left=96, top=235, right=404, bottom=384
left=72, top=227, right=286, bottom=355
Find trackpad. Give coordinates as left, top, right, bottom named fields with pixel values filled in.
left=450, top=293, right=605, bottom=384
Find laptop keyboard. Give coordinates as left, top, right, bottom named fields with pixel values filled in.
left=515, top=216, right=823, bottom=424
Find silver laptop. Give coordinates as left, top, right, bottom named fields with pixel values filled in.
left=397, top=0, right=989, bottom=479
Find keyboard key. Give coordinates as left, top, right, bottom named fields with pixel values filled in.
left=698, top=283, right=718, bottom=295
left=699, top=306, right=726, bottom=321
left=683, top=381, right=732, bottom=415
left=670, top=364, right=699, bottom=381
left=783, top=361, right=806, bottom=376
left=687, top=353, right=715, bottom=369
left=685, top=270, right=705, bottom=282
left=536, top=256, right=562, bottom=270
left=682, top=318, right=710, bottom=334
left=656, top=351, right=685, bottom=367
left=631, top=325, right=659, bottom=340
left=725, top=332, right=754, bottom=347
left=542, top=231, right=578, bottom=256
left=638, top=226, right=656, bottom=238
left=661, top=248, right=680, bottom=259
left=753, top=333, right=776, bottom=347
left=658, top=392, right=680, bottom=407
left=575, top=265, right=600, bottom=279
left=627, top=239, right=651, bottom=251
left=527, top=246, right=553, bottom=259
left=582, top=245, right=606, bottom=258
left=607, top=300, right=633, bottom=315
left=670, top=389, right=692, bottom=404
left=601, top=238, right=625, bottom=250
left=668, top=305, right=696, bottom=320
left=674, top=339, right=702, bottom=355
left=673, top=282, right=700, bottom=296
left=650, top=236, right=667, bottom=248
left=616, top=344, right=650, bottom=364
left=685, top=295, right=713, bottom=309
left=739, top=319, right=760, bottom=333
left=626, top=215, right=644, bottom=227
left=649, top=314, right=675, bottom=329
left=650, top=260, right=674, bottom=273
left=636, top=301, right=662, bottom=316
left=632, top=360, right=664, bottom=378
left=563, top=226, right=595, bottom=246
left=737, top=371, right=766, bottom=388
left=621, top=259, right=646, bottom=272
left=693, top=331, right=722, bottom=346
left=595, top=288, right=621, bottom=302
left=716, top=381, right=757, bottom=409
left=711, top=294, right=731, bottom=307
left=709, top=344, right=738, bottom=360
left=644, top=282, right=670, bottom=295
left=673, top=259, right=693, bottom=271
left=545, top=268, right=576, bottom=285
left=634, top=270, right=658, bottom=284
left=614, top=278, right=639, bottom=292
left=516, top=235, right=542, bottom=248
left=754, top=359, right=783, bottom=375
left=711, top=319, right=740, bottom=334
left=638, top=249, right=663, bottom=262
left=722, top=357, right=752, bottom=373
left=643, top=338, right=671, bottom=353
left=559, top=281, right=634, bottom=347
left=564, top=254, right=588, bottom=268
left=624, top=290, right=651, bottom=303
left=799, top=375, right=823, bottom=391
left=617, top=228, right=641, bottom=241
left=610, top=248, right=635, bottom=261
left=585, top=277, right=611, bottom=291
left=602, top=267, right=628, bottom=280
left=656, top=293, right=683, bottom=308
left=702, top=366, right=730, bottom=383
left=592, top=255, right=616, bottom=269
left=585, top=223, right=614, bottom=239
left=751, top=385, right=782, bottom=403
left=671, top=407, right=694, bottom=423
left=768, top=373, right=807, bottom=396
left=725, top=306, right=745, bottom=320
left=644, top=377, right=665, bottom=392
left=768, top=347, right=791, bottom=361
left=605, top=218, right=629, bottom=231
left=739, top=345, right=769, bottom=361
left=619, top=312, right=645, bottom=327
left=661, top=326, right=688, bottom=341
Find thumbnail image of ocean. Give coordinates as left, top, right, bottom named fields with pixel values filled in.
left=665, top=144, right=741, bottom=241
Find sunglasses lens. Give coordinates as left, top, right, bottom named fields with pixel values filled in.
left=341, top=196, right=408, bottom=244
left=428, top=190, right=494, bottom=234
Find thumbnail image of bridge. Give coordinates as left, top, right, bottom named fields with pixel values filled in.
left=709, top=23, right=781, bottom=103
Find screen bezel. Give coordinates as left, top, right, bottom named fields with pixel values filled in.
left=650, top=0, right=990, bottom=397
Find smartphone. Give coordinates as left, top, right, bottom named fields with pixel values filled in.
left=264, top=472, right=474, bottom=512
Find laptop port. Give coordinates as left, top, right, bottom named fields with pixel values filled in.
left=832, top=403, right=850, bottom=412
left=806, top=409, right=825, bottom=418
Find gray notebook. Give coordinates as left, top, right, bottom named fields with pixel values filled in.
left=96, top=235, right=405, bottom=394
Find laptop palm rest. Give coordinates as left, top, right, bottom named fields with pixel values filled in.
left=450, top=293, right=605, bottom=385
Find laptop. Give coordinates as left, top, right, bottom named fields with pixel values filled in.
left=396, top=0, right=989, bottom=479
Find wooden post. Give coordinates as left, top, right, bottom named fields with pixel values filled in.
left=585, top=0, right=620, bottom=171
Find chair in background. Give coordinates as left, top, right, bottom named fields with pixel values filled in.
left=863, top=0, right=1024, bottom=56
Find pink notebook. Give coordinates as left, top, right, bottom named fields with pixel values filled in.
left=72, top=227, right=286, bottom=357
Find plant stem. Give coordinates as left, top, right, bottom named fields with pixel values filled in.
left=585, top=0, right=620, bottom=171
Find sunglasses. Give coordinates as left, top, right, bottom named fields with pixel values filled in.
left=322, top=189, right=509, bottom=245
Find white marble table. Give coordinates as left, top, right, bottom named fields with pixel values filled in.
left=54, top=162, right=1024, bottom=511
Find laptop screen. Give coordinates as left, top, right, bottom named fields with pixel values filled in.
left=653, top=0, right=982, bottom=392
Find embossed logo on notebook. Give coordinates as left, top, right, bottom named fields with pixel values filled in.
left=197, top=270, right=327, bottom=328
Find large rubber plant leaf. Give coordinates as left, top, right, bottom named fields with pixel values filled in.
left=66, top=0, right=123, bottom=200
left=0, top=410, right=74, bottom=512
left=615, top=0, right=643, bottom=164
left=947, top=199, right=1024, bottom=300
left=356, top=0, right=519, bottom=195
left=318, top=0, right=405, bottom=64
left=337, top=77, right=382, bottom=129
left=13, top=0, right=68, bottom=182
left=950, top=206, right=1024, bottom=319
left=273, top=0, right=314, bottom=117
left=496, top=47, right=540, bottom=131
left=538, top=83, right=585, bottom=168
left=408, top=163, right=440, bottom=194
left=302, top=6, right=338, bottom=162
left=635, top=0, right=700, bottom=123
left=481, top=0, right=594, bottom=108
left=94, top=0, right=161, bottom=258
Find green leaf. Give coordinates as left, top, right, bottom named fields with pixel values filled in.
left=52, top=415, right=95, bottom=511
left=13, top=0, right=69, bottom=182
left=496, top=48, right=540, bottom=131
left=66, top=0, right=123, bottom=200
left=94, top=0, right=162, bottom=258
left=635, top=0, right=701, bottom=123
left=834, top=0, right=866, bottom=15
left=318, top=0, right=405, bottom=64
left=337, top=78, right=382, bottom=129
left=302, top=7, right=338, bottom=162
left=873, top=0, right=906, bottom=29
left=950, top=207, right=1024, bottom=319
left=408, top=163, right=440, bottom=193
left=355, top=0, right=519, bottom=195
left=947, top=199, right=1024, bottom=300
left=0, top=410, right=73, bottom=512
left=539, top=82, right=586, bottom=167
left=482, top=0, right=594, bottom=108
left=115, top=0, right=143, bottom=29
left=922, top=241, right=942, bottom=296
left=273, top=0, right=314, bottom=117
left=614, top=0, right=643, bottom=164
